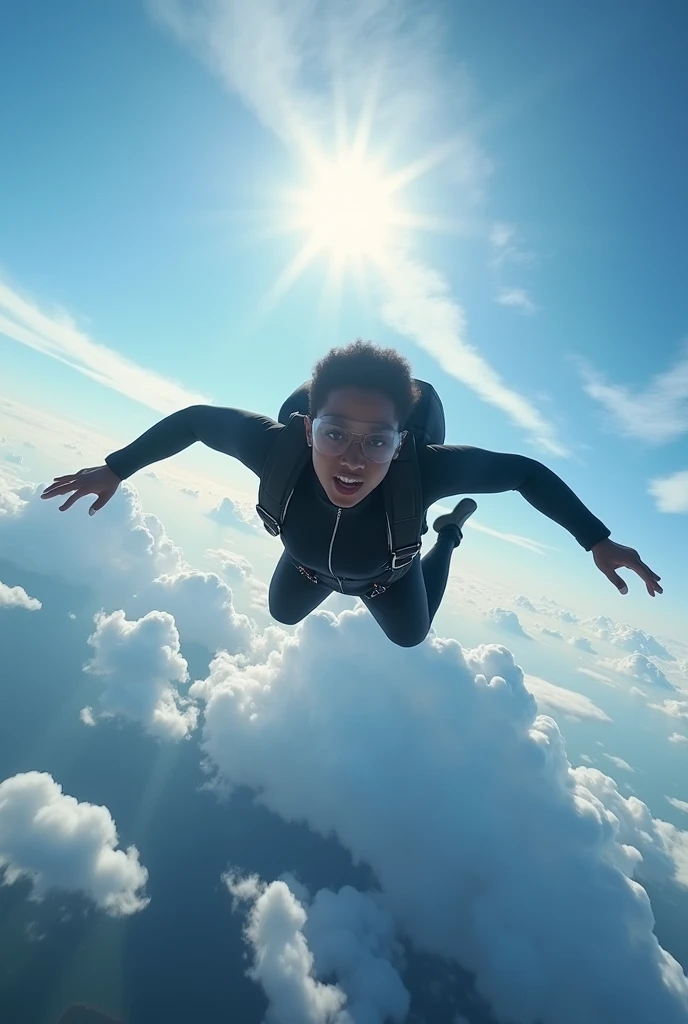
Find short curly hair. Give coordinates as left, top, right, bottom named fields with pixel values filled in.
left=309, top=339, right=420, bottom=425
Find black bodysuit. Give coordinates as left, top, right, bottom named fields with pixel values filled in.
left=105, top=405, right=611, bottom=647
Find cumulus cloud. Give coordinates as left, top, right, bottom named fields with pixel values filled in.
left=206, top=548, right=270, bottom=614
left=667, top=798, right=688, bottom=816
left=649, top=470, right=688, bottom=513
left=538, top=600, right=578, bottom=624
left=539, top=626, right=563, bottom=640
left=513, top=595, right=536, bottom=612
left=180, top=486, right=200, bottom=497
left=648, top=699, right=688, bottom=723
left=582, top=617, right=674, bottom=660
left=127, top=569, right=253, bottom=655
left=207, top=496, right=259, bottom=531
left=225, top=872, right=410, bottom=1024
left=524, top=674, right=611, bottom=723
left=0, top=478, right=183, bottom=602
left=669, top=733, right=688, bottom=745
left=602, top=653, right=676, bottom=691
left=568, top=636, right=596, bottom=654
left=191, top=608, right=688, bottom=1023
left=0, top=580, right=41, bottom=611
left=485, top=607, right=531, bottom=638
left=0, top=771, right=149, bottom=915
left=83, top=609, right=198, bottom=740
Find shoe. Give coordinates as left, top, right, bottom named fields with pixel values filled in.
left=432, top=498, right=478, bottom=539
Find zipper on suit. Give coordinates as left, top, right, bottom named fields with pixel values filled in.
left=328, top=508, right=344, bottom=592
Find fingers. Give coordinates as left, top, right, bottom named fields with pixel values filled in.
left=629, top=560, right=664, bottom=597
left=41, top=481, right=80, bottom=499
left=58, top=490, right=87, bottom=512
left=89, top=493, right=111, bottom=515
left=606, top=570, right=628, bottom=595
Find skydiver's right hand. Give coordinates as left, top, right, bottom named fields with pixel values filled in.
left=40, top=464, right=121, bottom=515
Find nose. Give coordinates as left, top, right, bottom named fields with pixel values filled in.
left=340, top=440, right=366, bottom=472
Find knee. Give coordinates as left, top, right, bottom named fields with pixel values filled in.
left=269, top=596, right=305, bottom=626
left=386, top=625, right=429, bottom=649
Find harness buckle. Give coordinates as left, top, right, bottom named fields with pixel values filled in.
left=255, top=505, right=281, bottom=537
left=390, top=543, right=421, bottom=570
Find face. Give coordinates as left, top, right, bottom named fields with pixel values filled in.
left=304, top=387, right=404, bottom=508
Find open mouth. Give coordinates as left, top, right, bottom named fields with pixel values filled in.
left=333, top=475, right=364, bottom=496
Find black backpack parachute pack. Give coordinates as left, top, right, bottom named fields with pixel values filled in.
left=256, top=379, right=445, bottom=589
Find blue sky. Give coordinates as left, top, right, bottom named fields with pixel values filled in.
left=2, top=0, right=686, bottom=640
left=1, top=4, right=688, bottom=1022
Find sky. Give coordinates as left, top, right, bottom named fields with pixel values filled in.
left=1, top=2, right=688, bottom=1023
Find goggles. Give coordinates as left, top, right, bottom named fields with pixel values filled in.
left=312, top=417, right=405, bottom=464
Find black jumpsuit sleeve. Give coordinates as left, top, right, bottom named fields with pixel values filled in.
left=104, top=406, right=282, bottom=481
left=419, top=444, right=611, bottom=551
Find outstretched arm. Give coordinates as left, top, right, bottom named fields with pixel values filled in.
left=420, top=444, right=662, bottom=597
left=104, top=405, right=281, bottom=481
left=41, top=406, right=282, bottom=515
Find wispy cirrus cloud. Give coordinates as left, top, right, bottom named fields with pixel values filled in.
left=497, top=287, right=537, bottom=315
left=148, top=0, right=568, bottom=457
left=580, top=341, right=688, bottom=445
left=489, top=221, right=537, bottom=269
left=0, top=277, right=209, bottom=414
left=648, top=469, right=688, bottom=513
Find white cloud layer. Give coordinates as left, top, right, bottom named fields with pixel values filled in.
left=191, top=608, right=688, bottom=1023
left=667, top=798, right=688, bottom=816
left=649, top=470, right=688, bottom=513
left=0, top=771, right=149, bottom=915
left=225, top=873, right=410, bottom=1024
left=0, top=580, right=41, bottom=610
left=83, top=609, right=198, bottom=740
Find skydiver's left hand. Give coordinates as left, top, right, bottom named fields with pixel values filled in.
left=591, top=538, right=663, bottom=597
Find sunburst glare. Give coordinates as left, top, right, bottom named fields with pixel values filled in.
left=291, top=152, right=402, bottom=263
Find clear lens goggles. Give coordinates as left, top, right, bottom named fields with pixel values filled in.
left=312, top=418, right=404, bottom=464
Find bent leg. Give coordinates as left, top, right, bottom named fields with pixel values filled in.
left=269, top=550, right=333, bottom=625
left=420, top=526, right=461, bottom=623
left=361, top=527, right=460, bottom=647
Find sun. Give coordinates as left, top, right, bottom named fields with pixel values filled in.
left=260, top=130, right=451, bottom=311
left=293, top=153, right=401, bottom=263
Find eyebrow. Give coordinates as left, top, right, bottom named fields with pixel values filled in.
left=320, top=414, right=398, bottom=431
